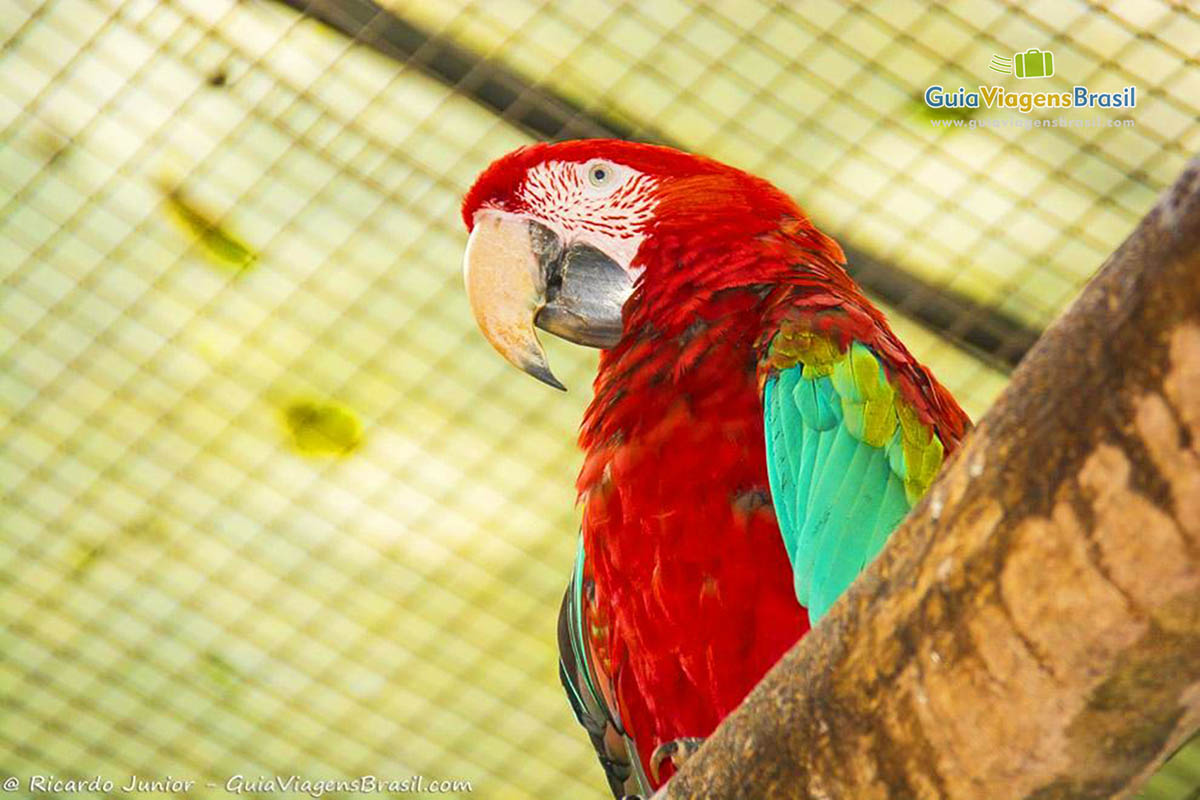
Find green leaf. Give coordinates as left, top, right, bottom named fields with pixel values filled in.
left=163, top=186, right=257, bottom=273
left=282, top=400, right=364, bottom=457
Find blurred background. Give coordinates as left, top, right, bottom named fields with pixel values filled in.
left=2, top=0, right=1198, bottom=797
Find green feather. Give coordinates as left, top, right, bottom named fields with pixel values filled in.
left=764, top=332, right=944, bottom=623
left=763, top=380, right=794, bottom=558
left=570, top=541, right=603, bottom=713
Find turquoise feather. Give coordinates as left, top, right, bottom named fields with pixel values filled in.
left=763, top=339, right=930, bottom=622
left=763, top=381, right=795, bottom=560
left=559, top=538, right=650, bottom=797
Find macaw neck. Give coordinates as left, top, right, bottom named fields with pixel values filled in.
left=574, top=220, right=850, bottom=496
left=576, top=285, right=768, bottom=496
left=573, top=281, right=811, bottom=773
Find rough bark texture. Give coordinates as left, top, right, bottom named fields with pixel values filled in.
left=660, top=162, right=1200, bottom=800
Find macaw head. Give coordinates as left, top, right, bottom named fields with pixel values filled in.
left=460, top=139, right=824, bottom=389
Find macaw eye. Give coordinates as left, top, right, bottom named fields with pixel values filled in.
left=586, top=161, right=616, bottom=189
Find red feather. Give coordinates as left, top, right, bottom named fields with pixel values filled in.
left=578, top=155, right=966, bottom=786
left=465, top=141, right=968, bottom=790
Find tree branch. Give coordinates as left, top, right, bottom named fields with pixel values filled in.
left=660, top=161, right=1200, bottom=799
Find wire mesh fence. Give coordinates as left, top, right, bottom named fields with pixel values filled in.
left=1, top=0, right=1198, bottom=797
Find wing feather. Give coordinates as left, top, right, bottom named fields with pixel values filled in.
left=558, top=540, right=650, bottom=799
left=763, top=330, right=952, bottom=621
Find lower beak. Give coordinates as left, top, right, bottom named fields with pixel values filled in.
left=463, top=211, right=633, bottom=390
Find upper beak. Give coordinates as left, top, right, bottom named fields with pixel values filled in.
left=463, top=210, right=633, bottom=390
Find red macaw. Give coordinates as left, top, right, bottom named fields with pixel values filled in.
left=461, top=141, right=969, bottom=797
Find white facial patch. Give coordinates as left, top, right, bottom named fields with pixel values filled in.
left=517, top=159, right=659, bottom=273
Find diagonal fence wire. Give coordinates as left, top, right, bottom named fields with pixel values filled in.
left=276, top=0, right=1041, bottom=371
left=2, top=1, right=1198, bottom=798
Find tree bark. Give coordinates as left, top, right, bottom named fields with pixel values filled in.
left=659, top=161, right=1200, bottom=800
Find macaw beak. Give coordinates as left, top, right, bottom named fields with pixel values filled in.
left=463, top=210, right=633, bottom=390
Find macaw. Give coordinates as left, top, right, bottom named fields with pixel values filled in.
left=460, top=141, right=969, bottom=797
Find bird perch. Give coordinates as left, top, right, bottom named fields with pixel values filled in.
left=658, top=160, right=1200, bottom=799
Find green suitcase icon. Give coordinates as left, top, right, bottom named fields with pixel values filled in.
left=1014, top=48, right=1054, bottom=79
